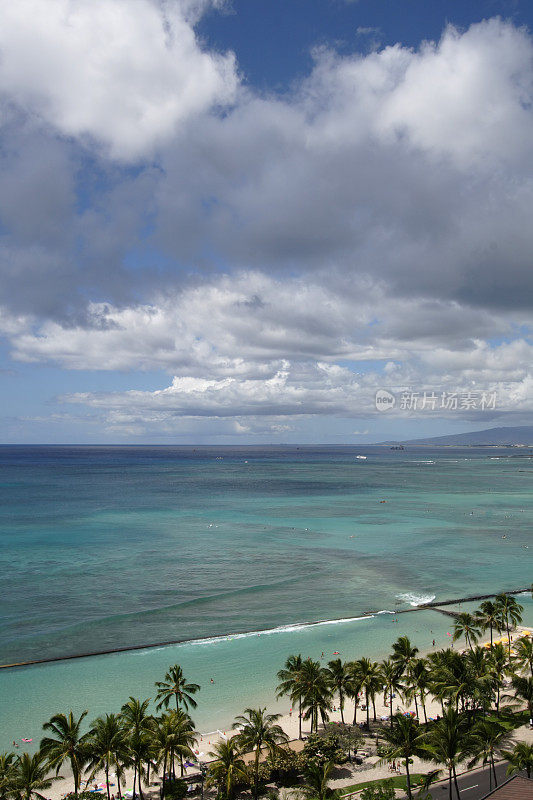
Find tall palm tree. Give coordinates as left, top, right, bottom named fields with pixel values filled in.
left=276, top=654, right=304, bottom=739
left=298, top=659, right=332, bottom=733
left=13, top=753, right=59, bottom=800
left=476, top=600, right=502, bottom=649
left=407, top=659, right=430, bottom=723
left=120, top=698, right=153, bottom=799
left=298, top=761, right=337, bottom=800
left=391, top=636, right=419, bottom=678
left=352, top=658, right=380, bottom=728
left=494, top=594, right=523, bottom=656
left=40, top=710, right=89, bottom=799
left=452, top=613, right=481, bottom=651
left=380, top=713, right=421, bottom=800
left=153, top=709, right=196, bottom=790
left=502, top=741, right=533, bottom=779
left=155, top=665, right=200, bottom=712
left=324, top=659, right=350, bottom=724
left=233, top=708, right=288, bottom=800
left=508, top=675, right=533, bottom=719
left=513, top=636, right=533, bottom=677
left=379, top=659, right=403, bottom=727
left=419, top=708, right=472, bottom=800
left=120, top=697, right=152, bottom=735
left=468, top=718, right=510, bottom=791
left=487, top=642, right=509, bottom=713
left=85, top=714, right=128, bottom=800
left=345, top=664, right=363, bottom=726
left=0, top=753, right=16, bottom=800
left=128, top=732, right=155, bottom=800
left=206, top=740, right=248, bottom=800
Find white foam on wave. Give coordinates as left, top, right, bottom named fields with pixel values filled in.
left=177, top=615, right=374, bottom=649
left=396, top=592, right=436, bottom=607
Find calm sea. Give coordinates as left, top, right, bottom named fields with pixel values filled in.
left=0, top=445, right=531, bottom=750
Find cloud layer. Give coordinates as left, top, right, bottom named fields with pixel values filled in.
left=0, top=6, right=531, bottom=437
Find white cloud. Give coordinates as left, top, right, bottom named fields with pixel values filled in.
left=0, top=13, right=532, bottom=438
left=0, top=0, right=237, bottom=158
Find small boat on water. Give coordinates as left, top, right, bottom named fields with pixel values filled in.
left=356, top=455, right=367, bottom=460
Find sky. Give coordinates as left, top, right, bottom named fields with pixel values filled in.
left=0, top=0, right=532, bottom=444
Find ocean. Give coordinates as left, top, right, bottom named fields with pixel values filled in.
left=0, top=445, right=532, bottom=751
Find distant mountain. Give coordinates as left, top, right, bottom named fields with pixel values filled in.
left=381, top=426, right=533, bottom=447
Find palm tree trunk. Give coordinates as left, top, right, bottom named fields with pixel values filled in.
left=340, top=689, right=345, bottom=724
left=352, top=698, right=358, bottom=725
left=490, top=625, right=493, bottom=649
left=117, top=769, right=122, bottom=799
left=421, top=695, right=427, bottom=724
left=453, top=766, right=460, bottom=800
left=298, top=696, right=302, bottom=740
left=105, top=764, right=111, bottom=800
left=372, top=696, right=377, bottom=722
left=390, top=688, right=393, bottom=727
left=161, top=754, right=167, bottom=800
left=491, top=754, right=498, bottom=787
left=448, top=768, right=452, bottom=800
left=366, top=689, right=370, bottom=728
left=254, top=749, right=260, bottom=800
left=133, top=764, right=137, bottom=800
left=404, top=756, right=412, bottom=800
left=413, top=693, right=419, bottom=719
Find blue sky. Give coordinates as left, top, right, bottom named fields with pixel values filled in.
left=0, top=0, right=531, bottom=443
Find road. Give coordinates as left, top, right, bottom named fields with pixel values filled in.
left=429, top=761, right=522, bottom=799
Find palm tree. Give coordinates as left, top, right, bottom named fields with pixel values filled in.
left=120, top=698, right=153, bottom=799
left=468, top=718, right=510, bottom=791
left=40, top=710, right=89, bottom=799
left=128, top=732, right=155, bottom=800
left=120, top=697, right=152, bottom=735
left=487, top=642, right=509, bottom=713
left=233, top=708, right=288, bottom=800
left=276, top=654, right=304, bottom=739
left=407, top=659, right=430, bottom=723
left=391, top=636, right=419, bottom=677
left=206, top=740, right=248, bottom=800
left=352, top=658, right=380, bottom=728
left=85, top=714, right=128, bottom=800
left=153, top=709, right=196, bottom=791
left=502, top=741, right=533, bottom=779
left=298, top=761, right=337, bottom=800
left=494, top=594, right=523, bottom=656
left=380, top=713, right=421, bottom=800
left=513, top=636, right=533, bottom=677
left=0, top=753, right=16, bottom=800
left=324, top=659, right=350, bottom=724
left=419, top=708, right=472, bottom=800
left=476, top=600, right=502, bottom=649
left=379, top=659, right=403, bottom=726
left=13, top=753, right=59, bottom=800
left=155, top=665, right=200, bottom=712
left=452, top=613, right=481, bottom=651
left=298, top=659, right=332, bottom=733
left=508, top=675, right=533, bottom=719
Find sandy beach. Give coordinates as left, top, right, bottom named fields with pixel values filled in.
left=28, top=623, right=533, bottom=800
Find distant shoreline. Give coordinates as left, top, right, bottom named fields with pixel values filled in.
left=2, top=587, right=528, bottom=672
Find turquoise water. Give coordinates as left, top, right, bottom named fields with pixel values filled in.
left=0, top=445, right=532, bottom=750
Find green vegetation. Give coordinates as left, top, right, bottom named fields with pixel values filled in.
left=1, top=594, right=531, bottom=800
